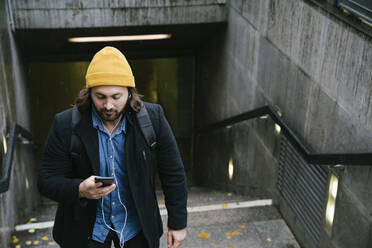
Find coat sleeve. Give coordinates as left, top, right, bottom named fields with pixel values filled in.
left=37, top=113, right=83, bottom=206
left=155, top=105, right=188, bottom=230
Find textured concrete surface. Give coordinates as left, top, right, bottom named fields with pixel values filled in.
left=2, top=0, right=372, bottom=248
left=195, top=0, right=372, bottom=248
left=0, top=1, right=39, bottom=247
left=12, top=0, right=227, bottom=29
left=10, top=188, right=300, bottom=248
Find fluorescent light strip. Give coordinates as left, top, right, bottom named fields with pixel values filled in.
left=68, top=34, right=172, bottom=43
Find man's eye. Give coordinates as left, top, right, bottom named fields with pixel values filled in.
left=97, top=95, right=105, bottom=100
left=113, top=96, right=121, bottom=100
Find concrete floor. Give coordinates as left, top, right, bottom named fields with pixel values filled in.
left=10, top=187, right=300, bottom=248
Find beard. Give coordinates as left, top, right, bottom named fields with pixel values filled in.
left=95, top=106, right=124, bottom=122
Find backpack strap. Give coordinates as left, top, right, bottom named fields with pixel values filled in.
left=136, top=104, right=157, bottom=150
left=70, top=107, right=82, bottom=156
left=136, top=104, right=158, bottom=188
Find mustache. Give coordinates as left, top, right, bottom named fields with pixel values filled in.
left=97, top=108, right=123, bottom=122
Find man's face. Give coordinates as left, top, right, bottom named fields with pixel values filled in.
left=91, top=86, right=129, bottom=122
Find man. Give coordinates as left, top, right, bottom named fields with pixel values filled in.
left=38, top=46, right=188, bottom=248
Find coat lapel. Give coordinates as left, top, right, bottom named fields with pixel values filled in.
left=74, top=109, right=100, bottom=175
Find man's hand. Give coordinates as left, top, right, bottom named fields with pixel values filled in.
left=79, top=176, right=116, bottom=199
left=168, top=228, right=186, bottom=248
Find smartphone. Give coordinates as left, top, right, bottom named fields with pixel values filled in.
left=95, top=176, right=114, bottom=187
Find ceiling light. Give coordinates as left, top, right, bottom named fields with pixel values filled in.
left=68, top=34, right=172, bottom=43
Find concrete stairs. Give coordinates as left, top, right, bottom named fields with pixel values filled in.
left=10, top=187, right=300, bottom=248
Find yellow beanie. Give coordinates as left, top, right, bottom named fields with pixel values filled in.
left=85, top=46, right=135, bottom=88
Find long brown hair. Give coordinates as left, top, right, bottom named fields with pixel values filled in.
left=75, top=87, right=143, bottom=113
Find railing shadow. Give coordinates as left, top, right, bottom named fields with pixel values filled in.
left=0, top=123, right=37, bottom=193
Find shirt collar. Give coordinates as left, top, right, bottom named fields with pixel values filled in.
left=91, top=107, right=126, bottom=135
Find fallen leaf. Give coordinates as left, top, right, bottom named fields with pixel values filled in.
left=12, top=235, right=19, bottom=243
left=48, top=241, right=56, bottom=245
left=232, top=231, right=240, bottom=236
left=25, top=240, right=32, bottom=245
left=15, top=245, right=21, bottom=248
left=41, top=236, right=49, bottom=240
left=222, top=204, right=228, bottom=209
left=267, top=238, right=272, bottom=242
left=33, top=240, right=39, bottom=245
left=29, top=218, right=37, bottom=222
left=230, top=246, right=237, bottom=248
left=26, top=221, right=32, bottom=224
left=28, top=229, right=35, bottom=233
left=225, top=232, right=232, bottom=239
left=210, top=242, right=215, bottom=246
left=227, top=193, right=232, bottom=196
left=188, top=229, right=193, bottom=234
left=239, top=225, right=245, bottom=229
left=200, top=220, right=205, bottom=225
left=198, top=232, right=210, bottom=239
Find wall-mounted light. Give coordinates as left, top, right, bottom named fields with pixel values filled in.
left=2, top=133, right=7, bottom=155
left=25, top=177, right=29, bottom=190
left=68, top=34, right=172, bottom=43
left=274, top=123, right=281, bottom=135
left=228, top=157, right=234, bottom=181
left=361, top=19, right=372, bottom=27
left=325, top=173, right=339, bottom=232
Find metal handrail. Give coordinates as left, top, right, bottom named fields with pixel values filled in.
left=0, top=122, right=37, bottom=193
left=197, top=105, right=372, bottom=165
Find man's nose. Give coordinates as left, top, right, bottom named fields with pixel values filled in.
left=104, top=102, right=114, bottom=110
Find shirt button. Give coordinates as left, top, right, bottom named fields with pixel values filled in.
left=110, top=155, right=113, bottom=159
left=111, top=215, right=114, bottom=219
left=112, top=202, right=115, bottom=205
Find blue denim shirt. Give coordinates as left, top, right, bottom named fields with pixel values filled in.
left=91, top=108, right=141, bottom=244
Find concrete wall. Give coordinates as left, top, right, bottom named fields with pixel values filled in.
left=195, top=0, right=372, bottom=247
left=12, top=0, right=227, bottom=29
left=0, top=1, right=39, bottom=247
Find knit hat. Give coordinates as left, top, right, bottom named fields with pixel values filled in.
left=85, top=46, right=135, bottom=88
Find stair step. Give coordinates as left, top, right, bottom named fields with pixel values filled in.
left=10, top=188, right=300, bottom=248
left=160, top=219, right=300, bottom=248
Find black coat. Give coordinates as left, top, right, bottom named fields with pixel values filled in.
left=38, top=102, right=187, bottom=248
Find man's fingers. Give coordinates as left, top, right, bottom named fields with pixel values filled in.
left=95, top=184, right=116, bottom=198
left=173, top=239, right=181, bottom=248
left=168, top=231, right=173, bottom=248
left=167, top=229, right=186, bottom=248
left=102, top=184, right=116, bottom=194
left=94, top=182, right=103, bottom=188
left=85, top=184, right=116, bottom=199
left=79, top=176, right=117, bottom=199
left=168, top=232, right=184, bottom=248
